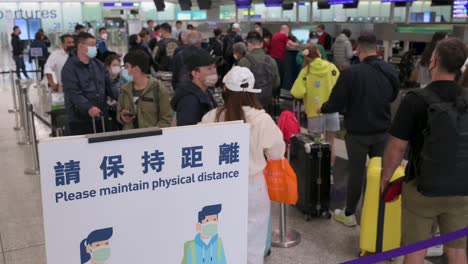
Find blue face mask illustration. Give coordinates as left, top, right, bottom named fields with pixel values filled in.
left=87, top=46, right=97, bottom=59
left=121, top=69, right=134, bottom=82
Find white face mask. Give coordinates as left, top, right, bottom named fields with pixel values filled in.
left=317, top=31, right=323, bottom=37
left=101, top=33, right=108, bottom=41
left=111, top=66, right=121, bottom=75
left=202, top=74, right=218, bottom=87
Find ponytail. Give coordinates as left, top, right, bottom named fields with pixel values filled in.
left=80, top=239, right=90, bottom=264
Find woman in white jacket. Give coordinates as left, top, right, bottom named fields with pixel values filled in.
left=200, top=66, right=285, bottom=264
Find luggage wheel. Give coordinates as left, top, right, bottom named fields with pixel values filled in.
left=323, top=211, right=332, bottom=219
left=303, top=214, right=311, bottom=222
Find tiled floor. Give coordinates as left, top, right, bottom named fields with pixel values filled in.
left=0, top=52, right=449, bottom=264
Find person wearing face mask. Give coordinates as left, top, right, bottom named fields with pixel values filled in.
left=232, top=42, right=247, bottom=65
left=96, top=27, right=118, bottom=63
left=200, top=66, right=285, bottom=264
left=331, top=29, right=353, bottom=71
left=182, top=204, right=226, bottom=264
left=11, top=26, right=29, bottom=79
left=117, top=51, right=173, bottom=130
left=296, top=31, right=328, bottom=66
left=80, top=227, right=113, bottom=264
left=171, top=48, right=219, bottom=126
left=316, top=24, right=332, bottom=51
left=45, top=34, right=75, bottom=92
left=318, top=33, right=399, bottom=227
left=62, top=32, right=118, bottom=135
left=104, top=54, right=125, bottom=131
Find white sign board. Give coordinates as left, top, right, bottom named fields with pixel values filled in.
left=39, top=123, right=250, bottom=264
left=30, top=47, right=43, bottom=57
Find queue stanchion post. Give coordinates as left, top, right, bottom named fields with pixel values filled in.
left=24, top=101, right=40, bottom=175
left=271, top=144, right=301, bottom=248
left=10, top=71, right=22, bottom=131
left=8, top=70, right=19, bottom=114
left=18, top=85, right=32, bottom=145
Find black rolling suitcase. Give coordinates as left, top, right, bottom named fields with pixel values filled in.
left=289, top=134, right=332, bottom=220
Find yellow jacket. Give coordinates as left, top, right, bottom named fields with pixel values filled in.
left=290, top=58, right=340, bottom=118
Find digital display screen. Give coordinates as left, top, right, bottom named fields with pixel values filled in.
left=176, top=11, right=192, bottom=20
left=328, top=0, right=355, bottom=4
left=264, top=0, right=283, bottom=7
left=192, top=11, right=207, bottom=20
left=453, top=0, right=468, bottom=18
left=28, top=19, right=42, bottom=40
left=291, top=29, right=310, bottom=44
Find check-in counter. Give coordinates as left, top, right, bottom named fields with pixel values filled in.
left=282, top=48, right=302, bottom=91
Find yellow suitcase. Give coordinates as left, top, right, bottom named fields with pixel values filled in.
left=360, top=157, right=405, bottom=256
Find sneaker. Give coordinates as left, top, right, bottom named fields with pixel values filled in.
left=333, top=209, right=357, bottom=227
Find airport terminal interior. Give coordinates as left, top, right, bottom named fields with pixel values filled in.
left=0, top=0, right=467, bottom=263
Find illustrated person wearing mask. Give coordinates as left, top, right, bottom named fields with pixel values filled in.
left=117, top=51, right=173, bottom=130
left=45, top=34, right=75, bottom=92
left=200, top=66, right=285, bottom=264
left=182, top=204, right=226, bottom=264
left=80, top=227, right=113, bottom=264
left=62, top=32, right=118, bottom=135
left=171, top=48, right=219, bottom=126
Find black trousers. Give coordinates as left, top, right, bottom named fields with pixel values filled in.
left=344, top=133, right=388, bottom=216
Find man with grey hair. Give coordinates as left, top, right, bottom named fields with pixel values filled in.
left=172, top=30, right=204, bottom=88
left=232, top=42, right=247, bottom=63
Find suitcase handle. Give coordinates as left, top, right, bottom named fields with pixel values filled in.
left=92, top=116, right=106, bottom=134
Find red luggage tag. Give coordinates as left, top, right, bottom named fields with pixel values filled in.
left=383, top=181, right=402, bottom=203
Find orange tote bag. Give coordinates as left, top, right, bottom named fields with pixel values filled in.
left=263, top=158, right=298, bottom=205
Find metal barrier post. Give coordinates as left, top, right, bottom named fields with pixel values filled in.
left=35, top=57, right=41, bottom=83
left=271, top=147, right=301, bottom=248
left=8, top=70, right=19, bottom=114
left=9, top=71, right=22, bottom=130
left=18, top=85, right=31, bottom=145
left=24, top=102, right=40, bottom=175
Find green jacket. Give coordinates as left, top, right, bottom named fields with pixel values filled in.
left=117, top=77, right=173, bottom=130
left=238, top=48, right=281, bottom=93
left=296, top=44, right=328, bottom=66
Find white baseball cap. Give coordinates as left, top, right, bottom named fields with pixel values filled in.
left=223, top=66, right=259, bottom=93
left=232, top=23, right=241, bottom=30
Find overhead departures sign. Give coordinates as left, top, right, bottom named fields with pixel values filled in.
left=39, top=123, right=249, bottom=264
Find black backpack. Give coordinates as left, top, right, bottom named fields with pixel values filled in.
left=245, top=54, right=274, bottom=107
left=411, top=87, right=468, bottom=197
left=154, top=39, right=179, bottom=72
left=208, top=37, right=223, bottom=57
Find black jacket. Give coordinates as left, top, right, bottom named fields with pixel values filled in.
left=62, top=53, right=117, bottom=124
left=171, top=81, right=218, bottom=126
left=321, top=56, right=399, bottom=135
left=29, top=39, right=50, bottom=62
left=11, top=33, right=23, bottom=56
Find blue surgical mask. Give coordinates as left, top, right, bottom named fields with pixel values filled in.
left=121, top=69, right=134, bottom=82
left=87, top=46, right=97, bottom=59
left=310, top=39, right=318, bottom=44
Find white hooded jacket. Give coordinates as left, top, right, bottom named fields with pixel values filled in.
left=201, top=106, right=285, bottom=182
